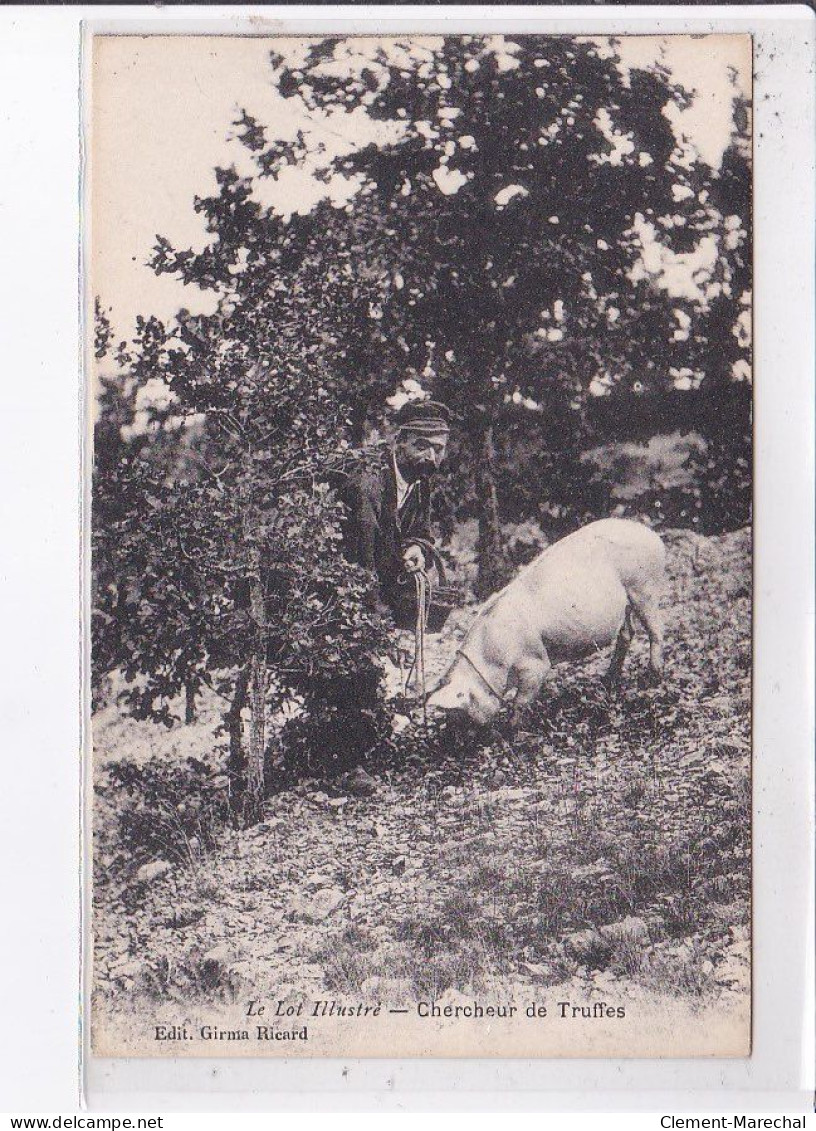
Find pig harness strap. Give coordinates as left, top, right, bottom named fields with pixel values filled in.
left=455, top=647, right=505, bottom=704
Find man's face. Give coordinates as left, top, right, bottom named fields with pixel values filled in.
left=395, top=430, right=449, bottom=479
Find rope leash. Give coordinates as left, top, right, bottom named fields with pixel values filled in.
left=403, top=566, right=431, bottom=727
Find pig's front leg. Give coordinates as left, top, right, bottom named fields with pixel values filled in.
left=508, top=652, right=551, bottom=727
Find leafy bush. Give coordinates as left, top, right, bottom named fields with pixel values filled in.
left=92, top=198, right=396, bottom=810
left=102, top=756, right=230, bottom=875
left=694, top=382, right=752, bottom=534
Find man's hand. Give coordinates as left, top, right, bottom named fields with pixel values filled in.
left=402, top=544, right=426, bottom=574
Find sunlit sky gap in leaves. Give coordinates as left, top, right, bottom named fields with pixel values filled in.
left=91, top=34, right=751, bottom=393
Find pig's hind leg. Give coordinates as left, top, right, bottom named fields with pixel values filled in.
left=604, top=605, right=635, bottom=689
left=628, top=589, right=664, bottom=680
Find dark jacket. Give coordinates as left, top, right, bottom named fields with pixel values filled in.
left=343, top=446, right=436, bottom=629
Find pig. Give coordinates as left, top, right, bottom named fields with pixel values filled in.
left=426, top=518, right=666, bottom=726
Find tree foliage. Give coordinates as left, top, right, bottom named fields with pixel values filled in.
left=254, top=35, right=750, bottom=580
left=92, top=185, right=396, bottom=818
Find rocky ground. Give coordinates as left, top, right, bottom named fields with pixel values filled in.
left=92, top=526, right=751, bottom=1032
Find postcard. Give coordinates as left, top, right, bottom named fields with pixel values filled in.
left=88, top=30, right=752, bottom=1058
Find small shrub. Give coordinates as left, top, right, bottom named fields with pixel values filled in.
left=413, top=951, right=475, bottom=999
left=661, top=890, right=710, bottom=937
left=641, top=941, right=716, bottom=1000
left=141, top=955, right=172, bottom=999
left=610, top=932, right=646, bottom=978
left=315, top=926, right=377, bottom=995
left=103, top=756, right=230, bottom=876
left=139, top=946, right=243, bottom=1003
left=529, top=865, right=575, bottom=936
left=396, top=916, right=451, bottom=957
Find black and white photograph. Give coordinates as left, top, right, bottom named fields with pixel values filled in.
left=89, top=31, right=752, bottom=1058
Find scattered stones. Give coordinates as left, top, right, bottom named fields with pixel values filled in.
left=487, top=787, right=530, bottom=804
left=249, top=821, right=275, bottom=838
left=600, top=916, right=650, bottom=946
left=134, top=859, right=172, bottom=886
left=164, top=904, right=205, bottom=930
left=289, top=887, right=346, bottom=924
left=254, top=936, right=292, bottom=958
left=109, top=958, right=143, bottom=980
left=338, top=767, right=378, bottom=797
left=202, top=943, right=236, bottom=965
left=563, top=929, right=614, bottom=968
left=307, top=871, right=335, bottom=888
left=360, top=976, right=413, bottom=1003
left=521, top=960, right=556, bottom=980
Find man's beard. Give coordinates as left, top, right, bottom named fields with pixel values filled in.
left=400, top=456, right=435, bottom=480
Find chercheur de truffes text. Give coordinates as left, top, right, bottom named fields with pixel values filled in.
left=243, top=997, right=625, bottom=1020
left=154, top=997, right=627, bottom=1043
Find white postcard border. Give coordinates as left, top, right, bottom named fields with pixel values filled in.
left=0, top=2, right=811, bottom=1113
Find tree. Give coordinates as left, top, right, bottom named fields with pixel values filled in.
left=93, top=172, right=394, bottom=821
left=255, top=35, right=743, bottom=587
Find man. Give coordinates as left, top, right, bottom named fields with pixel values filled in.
left=345, top=400, right=452, bottom=630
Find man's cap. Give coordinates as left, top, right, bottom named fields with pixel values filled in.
left=394, top=400, right=452, bottom=436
